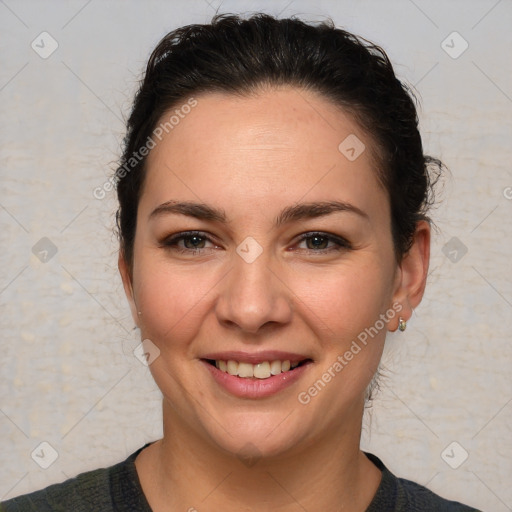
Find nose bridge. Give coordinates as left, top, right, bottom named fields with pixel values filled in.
left=215, top=243, right=292, bottom=333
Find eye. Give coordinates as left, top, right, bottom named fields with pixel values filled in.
left=160, top=230, right=350, bottom=256
left=160, top=231, right=218, bottom=254
left=295, top=232, right=351, bottom=253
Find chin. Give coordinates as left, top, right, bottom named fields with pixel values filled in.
left=201, top=410, right=307, bottom=461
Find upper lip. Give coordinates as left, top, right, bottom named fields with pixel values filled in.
left=201, top=351, right=311, bottom=364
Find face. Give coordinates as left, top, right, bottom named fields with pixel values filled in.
left=120, top=86, right=418, bottom=459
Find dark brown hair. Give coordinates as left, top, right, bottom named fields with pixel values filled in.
left=115, top=13, right=442, bottom=269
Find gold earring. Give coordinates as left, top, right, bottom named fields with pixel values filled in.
left=398, top=317, right=407, bottom=332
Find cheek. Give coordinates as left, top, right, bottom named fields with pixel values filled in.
left=290, top=266, right=389, bottom=422
left=289, top=262, right=392, bottom=340
left=132, top=255, right=219, bottom=351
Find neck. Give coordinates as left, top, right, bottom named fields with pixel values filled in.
left=135, top=399, right=382, bottom=512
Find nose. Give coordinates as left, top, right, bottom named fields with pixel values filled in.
left=215, top=250, right=293, bottom=335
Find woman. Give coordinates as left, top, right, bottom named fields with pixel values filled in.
left=1, top=13, right=480, bottom=512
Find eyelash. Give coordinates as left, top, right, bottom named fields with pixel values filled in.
left=161, top=230, right=351, bottom=255
left=296, top=232, right=352, bottom=253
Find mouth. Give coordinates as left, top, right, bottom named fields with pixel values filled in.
left=200, top=351, right=314, bottom=398
left=203, top=358, right=313, bottom=379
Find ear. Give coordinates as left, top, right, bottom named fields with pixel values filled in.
left=118, top=250, right=140, bottom=327
left=390, top=220, right=430, bottom=331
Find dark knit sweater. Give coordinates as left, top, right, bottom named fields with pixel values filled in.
left=1, top=444, right=480, bottom=511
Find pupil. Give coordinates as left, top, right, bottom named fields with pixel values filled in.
left=185, top=236, right=204, bottom=249
left=308, top=236, right=327, bottom=249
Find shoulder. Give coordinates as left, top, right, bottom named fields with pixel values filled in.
left=0, top=466, right=112, bottom=512
left=0, top=444, right=150, bottom=512
left=365, top=452, right=481, bottom=512
left=393, top=475, right=480, bottom=511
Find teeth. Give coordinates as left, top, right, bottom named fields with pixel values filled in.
left=270, top=360, right=282, bottom=375
left=253, top=362, right=271, bottom=379
left=216, top=359, right=300, bottom=379
left=227, top=360, right=238, bottom=376
left=237, top=362, right=254, bottom=378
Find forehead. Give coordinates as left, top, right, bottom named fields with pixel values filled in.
left=141, top=86, right=388, bottom=223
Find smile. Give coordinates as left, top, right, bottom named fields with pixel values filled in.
left=201, top=354, right=313, bottom=399
left=208, top=359, right=308, bottom=379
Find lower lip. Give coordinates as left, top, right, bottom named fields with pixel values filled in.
left=202, top=360, right=311, bottom=399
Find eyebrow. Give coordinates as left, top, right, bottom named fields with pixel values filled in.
left=149, top=200, right=368, bottom=225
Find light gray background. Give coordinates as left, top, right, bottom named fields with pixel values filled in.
left=1, top=1, right=511, bottom=510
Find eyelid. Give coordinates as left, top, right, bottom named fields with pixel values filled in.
left=160, top=230, right=351, bottom=253
left=295, top=231, right=352, bottom=251
left=160, top=230, right=218, bottom=249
